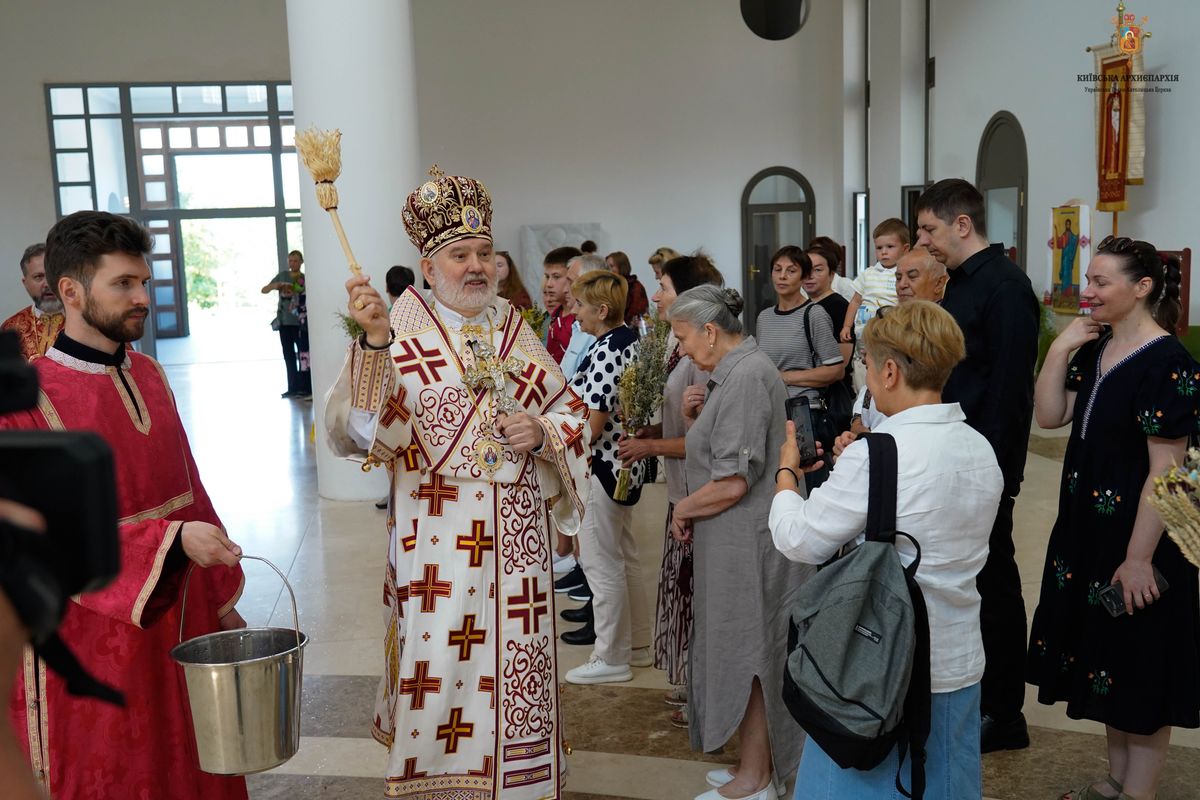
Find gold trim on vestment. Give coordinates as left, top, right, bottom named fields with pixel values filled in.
left=217, top=571, right=246, bottom=619
left=131, top=520, right=181, bottom=628
left=36, top=391, right=64, bottom=431
left=108, top=366, right=152, bottom=435
left=21, top=646, right=46, bottom=788
left=118, top=491, right=194, bottom=526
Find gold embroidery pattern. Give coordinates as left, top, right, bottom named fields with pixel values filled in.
left=108, top=367, right=152, bottom=435
left=534, top=417, right=584, bottom=524
left=217, top=572, right=246, bottom=618
left=36, top=391, right=65, bottom=430
left=385, top=774, right=492, bottom=799
left=513, top=319, right=564, bottom=385
left=21, top=646, right=46, bottom=787
left=131, top=520, right=181, bottom=628
left=389, top=287, right=439, bottom=340
left=118, top=490, right=194, bottom=526
left=351, top=343, right=395, bottom=412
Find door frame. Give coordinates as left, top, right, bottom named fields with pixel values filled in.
left=741, top=166, right=816, bottom=335
left=975, top=111, right=1028, bottom=272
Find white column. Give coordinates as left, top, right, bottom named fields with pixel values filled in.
left=286, top=0, right=422, bottom=500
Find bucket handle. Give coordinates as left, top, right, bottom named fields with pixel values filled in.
left=178, top=555, right=302, bottom=654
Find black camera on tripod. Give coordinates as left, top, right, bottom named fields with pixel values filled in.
left=0, top=330, right=120, bottom=647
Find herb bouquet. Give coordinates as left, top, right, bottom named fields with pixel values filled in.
left=614, top=318, right=672, bottom=501
left=521, top=305, right=549, bottom=340
left=1148, top=447, right=1200, bottom=568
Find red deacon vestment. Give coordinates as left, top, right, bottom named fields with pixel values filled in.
left=1, top=338, right=247, bottom=800
left=1, top=305, right=65, bottom=361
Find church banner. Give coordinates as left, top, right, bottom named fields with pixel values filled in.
left=1092, top=43, right=1146, bottom=212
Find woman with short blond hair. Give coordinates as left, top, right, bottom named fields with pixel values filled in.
left=562, top=270, right=653, bottom=685
left=771, top=300, right=1003, bottom=800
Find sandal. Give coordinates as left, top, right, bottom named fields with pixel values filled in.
left=664, top=686, right=687, bottom=707
left=670, top=706, right=688, bottom=728
left=1060, top=776, right=1123, bottom=800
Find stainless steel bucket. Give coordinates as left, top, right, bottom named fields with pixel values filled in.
left=170, top=555, right=308, bottom=775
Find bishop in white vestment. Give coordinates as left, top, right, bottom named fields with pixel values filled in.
left=325, top=167, right=590, bottom=799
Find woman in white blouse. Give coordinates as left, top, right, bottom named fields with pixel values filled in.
left=769, top=300, right=1003, bottom=800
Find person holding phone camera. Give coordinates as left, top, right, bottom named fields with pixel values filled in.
left=770, top=300, right=1001, bottom=799
left=669, top=285, right=808, bottom=800
left=1029, top=236, right=1200, bottom=800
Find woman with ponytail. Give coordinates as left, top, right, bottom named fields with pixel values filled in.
left=1030, top=236, right=1199, bottom=800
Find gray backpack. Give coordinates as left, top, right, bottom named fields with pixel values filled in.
left=782, top=433, right=931, bottom=799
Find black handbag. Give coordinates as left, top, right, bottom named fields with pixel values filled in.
left=802, top=304, right=855, bottom=443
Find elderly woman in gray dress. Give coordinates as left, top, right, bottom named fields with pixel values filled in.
left=669, top=285, right=810, bottom=800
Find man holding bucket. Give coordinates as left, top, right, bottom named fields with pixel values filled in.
left=0, top=212, right=247, bottom=800
left=326, top=167, right=590, bottom=798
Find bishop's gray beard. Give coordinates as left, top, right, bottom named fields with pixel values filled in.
left=431, top=270, right=497, bottom=317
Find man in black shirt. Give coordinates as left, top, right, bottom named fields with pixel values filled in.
left=916, top=179, right=1040, bottom=752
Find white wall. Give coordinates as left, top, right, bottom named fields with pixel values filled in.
left=929, top=0, right=1200, bottom=316
left=410, top=0, right=848, bottom=298
left=0, top=0, right=290, bottom=322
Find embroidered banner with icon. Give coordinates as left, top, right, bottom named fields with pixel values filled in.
left=1091, top=43, right=1145, bottom=212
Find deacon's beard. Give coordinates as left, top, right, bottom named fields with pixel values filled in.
left=432, top=269, right=497, bottom=317
left=36, top=294, right=63, bottom=315
left=82, top=293, right=148, bottom=343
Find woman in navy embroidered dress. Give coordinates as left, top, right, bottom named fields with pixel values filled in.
left=1028, top=236, right=1200, bottom=800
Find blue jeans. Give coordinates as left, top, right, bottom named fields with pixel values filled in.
left=794, top=682, right=982, bottom=800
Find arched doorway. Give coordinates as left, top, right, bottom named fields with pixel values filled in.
left=976, top=111, right=1028, bottom=272
left=741, top=167, right=814, bottom=335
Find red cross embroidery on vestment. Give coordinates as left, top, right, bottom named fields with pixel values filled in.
left=559, top=421, right=585, bottom=458
left=506, top=576, right=549, bottom=635
left=478, top=675, right=496, bottom=709
left=416, top=472, right=459, bottom=516
left=393, top=339, right=450, bottom=386
left=398, top=660, right=442, bottom=710
left=448, top=614, right=487, bottom=661
left=398, top=757, right=427, bottom=780
left=510, top=362, right=549, bottom=408
left=435, top=707, right=474, bottom=754
left=381, top=385, right=411, bottom=428
left=409, top=564, right=453, bottom=613
left=455, top=520, right=493, bottom=568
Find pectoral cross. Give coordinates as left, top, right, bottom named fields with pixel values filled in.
left=461, top=326, right=523, bottom=481
left=461, top=330, right=522, bottom=415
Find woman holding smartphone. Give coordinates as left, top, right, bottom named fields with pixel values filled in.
left=1029, top=236, right=1200, bottom=800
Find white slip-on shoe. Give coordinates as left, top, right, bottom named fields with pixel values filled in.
left=692, top=785, right=775, bottom=800
left=564, top=655, right=632, bottom=685
left=705, top=769, right=786, bottom=797
left=629, top=647, right=653, bottom=668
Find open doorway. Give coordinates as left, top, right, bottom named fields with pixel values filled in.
left=976, top=111, right=1028, bottom=272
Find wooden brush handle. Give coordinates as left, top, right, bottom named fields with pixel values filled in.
left=327, top=208, right=362, bottom=276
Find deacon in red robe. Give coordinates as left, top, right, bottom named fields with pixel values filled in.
left=2, top=244, right=64, bottom=360
left=2, top=211, right=248, bottom=800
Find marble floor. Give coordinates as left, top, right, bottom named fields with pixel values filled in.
left=164, top=353, right=1200, bottom=799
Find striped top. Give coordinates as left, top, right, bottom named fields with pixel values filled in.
left=850, top=262, right=899, bottom=334
left=755, top=302, right=843, bottom=404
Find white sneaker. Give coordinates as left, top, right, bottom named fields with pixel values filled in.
left=704, top=768, right=786, bottom=797
left=693, top=787, right=775, bottom=800
left=552, top=552, right=577, bottom=574
left=629, top=647, right=653, bottom=668
left=564, top=655, right=632, bottom=685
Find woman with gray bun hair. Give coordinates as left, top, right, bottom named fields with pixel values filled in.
left=669, top=285, right=810, bottom=800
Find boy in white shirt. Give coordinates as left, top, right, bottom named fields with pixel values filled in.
left=841, top=218, right=909, bottom=389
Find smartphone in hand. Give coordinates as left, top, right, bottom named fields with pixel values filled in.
left=1098, top=566, right=1170, bottom=617
left=787, top=398, right=820, bottom=468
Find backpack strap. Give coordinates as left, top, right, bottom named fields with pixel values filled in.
left=863, top=433, right=897, bottom=542
left=801, top=303, right=818, bottom=370
left=895, top=565, right=932, bottom=800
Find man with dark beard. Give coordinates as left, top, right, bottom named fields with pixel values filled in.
left=0, top=211, right=248, bottom=800
left=2, top=243, right=65, bottom=360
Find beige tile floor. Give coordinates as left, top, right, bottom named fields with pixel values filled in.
left=164, top=358, right=1200, bottom=798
